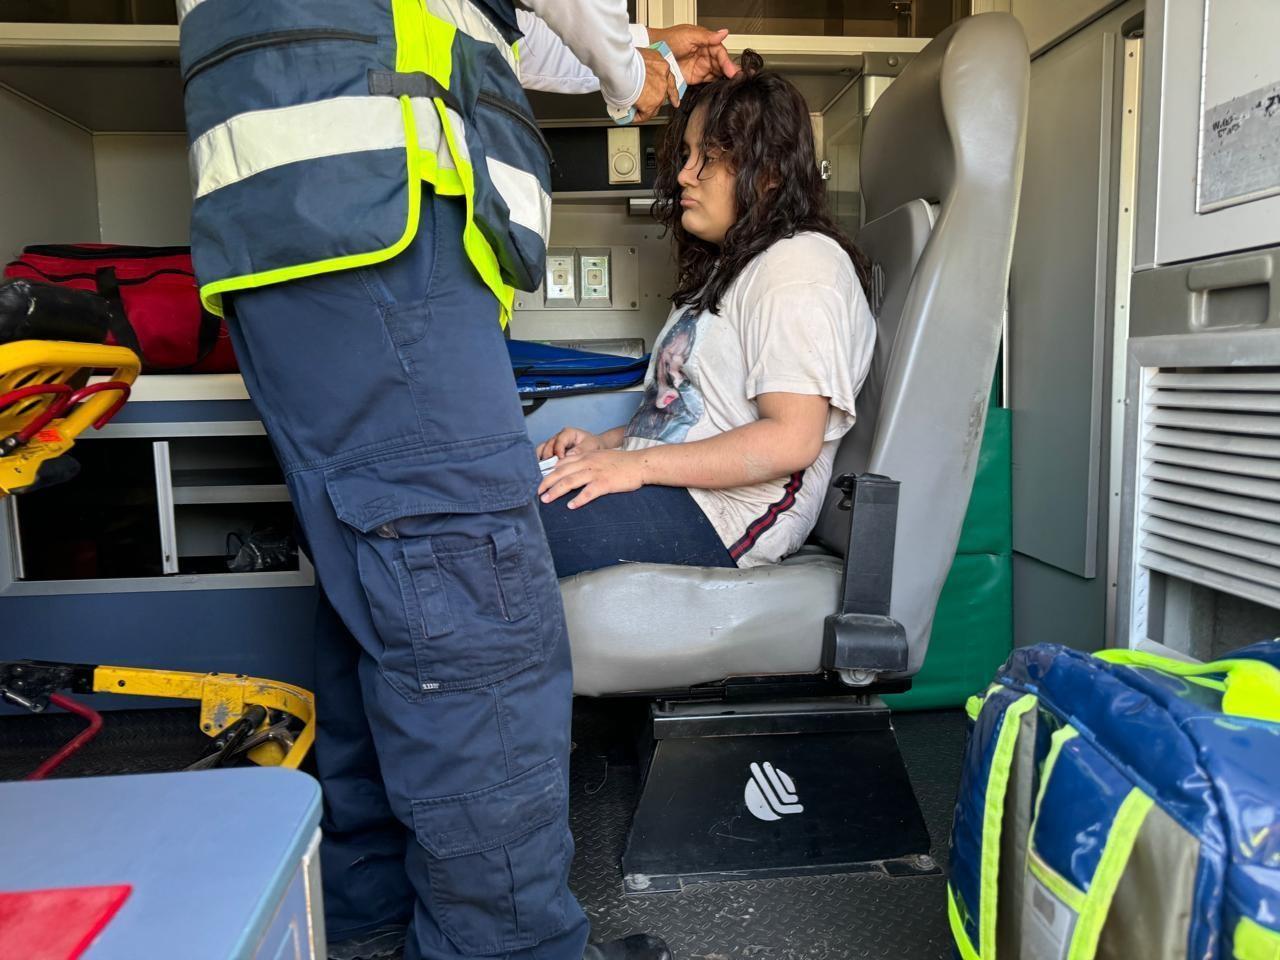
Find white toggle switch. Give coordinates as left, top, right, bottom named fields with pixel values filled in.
left=607, top=127, right=641, bottom=185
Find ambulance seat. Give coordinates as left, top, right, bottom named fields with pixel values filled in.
left=562, top=13, right=1030, bottom=697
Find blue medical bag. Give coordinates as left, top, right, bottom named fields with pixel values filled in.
left=948, top=641, right=1280, bottom=960
left=507, top=339, right=648, bottom=400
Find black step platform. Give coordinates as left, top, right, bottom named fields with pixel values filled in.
left=622, top=697, right=937, bottom=893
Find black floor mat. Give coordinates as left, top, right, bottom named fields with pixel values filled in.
left=0, top=702, right=968, bottom=959
left=0, top=706, right=208, bottom=780
left=567, top=702, right=967, bottom=960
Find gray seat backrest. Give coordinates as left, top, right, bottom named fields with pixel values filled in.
left=813, top=13, right=1029, bottom=674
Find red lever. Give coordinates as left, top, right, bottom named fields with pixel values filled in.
left=24, top=693, right=104, bottom=781
left=0, top=383, right=72, bottom=415
left=66, top=381, right=133, bottom=430
left=1, top=385, right=75, bottom=449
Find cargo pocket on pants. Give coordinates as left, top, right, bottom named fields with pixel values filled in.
left=325, top=442, right=547, bottom=701
left=412, top=758, right=571, bottom=955
left=349, top=515, right=545, bottom=701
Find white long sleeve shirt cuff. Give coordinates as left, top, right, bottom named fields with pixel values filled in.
left=516, top=4, right=648, bottom=107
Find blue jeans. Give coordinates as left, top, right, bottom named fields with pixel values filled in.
left=539, top=484, right=736, bottom=577
left=226, top=190, right=587, bottom=960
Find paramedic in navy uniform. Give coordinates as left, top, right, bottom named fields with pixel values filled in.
left=176, top=2, right=735, bottom=960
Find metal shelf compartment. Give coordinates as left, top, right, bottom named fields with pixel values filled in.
left=2, top=424, right=312, bottom=596
left=167, top=435, right=290, bottom=506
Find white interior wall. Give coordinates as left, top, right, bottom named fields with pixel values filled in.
left=0, top=86, right=99, bottom=261
left=92, top=134, right=191, bottom=245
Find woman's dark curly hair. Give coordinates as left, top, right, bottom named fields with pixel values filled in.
left=655, top=50, right=871, bottom=314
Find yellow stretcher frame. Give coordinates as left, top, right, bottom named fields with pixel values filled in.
left=0, top=340, right=141, bottom=496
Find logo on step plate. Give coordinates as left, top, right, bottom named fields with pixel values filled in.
left=744, top=761, right=804, bottom=821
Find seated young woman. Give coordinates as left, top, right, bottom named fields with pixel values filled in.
left=537, top=51, right=876, bottom=577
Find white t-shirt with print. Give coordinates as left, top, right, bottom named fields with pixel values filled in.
left=621, top=232, right=876, bottom=567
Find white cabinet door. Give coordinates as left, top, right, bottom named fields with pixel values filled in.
left=1139, top=0, right=1280, bottom=266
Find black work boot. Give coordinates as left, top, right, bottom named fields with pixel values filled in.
left=327, top=924, right=407, bottom=960
left=583, top=933, right=674, bottom=960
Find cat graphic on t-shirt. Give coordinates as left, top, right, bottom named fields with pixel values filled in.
left=626, top=309, right=704, bottom=443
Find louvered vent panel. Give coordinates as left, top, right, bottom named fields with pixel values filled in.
left=1139, top=368, right=1280, bottom=610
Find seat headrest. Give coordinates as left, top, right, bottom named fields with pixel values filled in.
left=861, top=13, right=1030, bottom=222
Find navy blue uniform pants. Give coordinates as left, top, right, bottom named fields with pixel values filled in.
left=226, top=190, right=589, bottom=960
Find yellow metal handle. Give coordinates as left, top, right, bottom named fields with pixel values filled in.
left=92, top=666, right=316, bottom=769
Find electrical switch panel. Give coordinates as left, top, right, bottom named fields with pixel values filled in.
left=543, top=248, right=576, bottom=306
left=515, top=247, right=637, bottom=312
left=578, top=248, right=612, bottom=305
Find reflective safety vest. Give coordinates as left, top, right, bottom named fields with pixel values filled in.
left=177, top=0, right=553, bottom=323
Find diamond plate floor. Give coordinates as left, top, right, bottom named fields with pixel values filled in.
left=0, top=702, right=968, bottom=959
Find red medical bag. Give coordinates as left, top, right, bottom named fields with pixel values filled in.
left=4, top=244, right=237, bottom=373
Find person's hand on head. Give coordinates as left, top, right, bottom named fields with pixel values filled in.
left=632, top=46, right=680, bottom=121
left=649, top=25, right=739, bottom=85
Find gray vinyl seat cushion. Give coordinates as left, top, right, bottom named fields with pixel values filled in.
left=562, top=554, right=842, bottom=697
left=561, top=14, right=1029, bottom=697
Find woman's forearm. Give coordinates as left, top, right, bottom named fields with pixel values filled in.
left=634, top=419, right=817, bottom=489
left=600, top=426, right=627, bottom=449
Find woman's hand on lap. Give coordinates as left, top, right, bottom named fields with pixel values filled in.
left=537, top=426, right=604, bottom=461
left=538, top=450, right=645, bottom=509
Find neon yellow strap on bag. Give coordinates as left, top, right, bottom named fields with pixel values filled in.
left=1022, top=731, right=1156, bottom=960
left=1235, top=915, right=1280, bottom=960
left=1067, top=788, right=1154, bottom=959
left=1096, top=649, right=1280, bottom=723
left=948, top=885, right=982, bottom=960
left=981, top=694, right=1037, bottom=957
left=947, top=691, right=1037, bottom=960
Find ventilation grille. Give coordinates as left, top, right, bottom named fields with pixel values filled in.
left=1139, top=367, right=1280, bottom=611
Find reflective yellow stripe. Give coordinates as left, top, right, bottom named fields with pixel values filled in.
left=948, top=885, right=982, bottom=960
left=487, top=157, right=552, bottom=240
left=441, top=99, right=516, bottom=324
left=199, top=97, right=425, bottom=316
left=428, top=0, right=517, bottom=71
left=1067, top=789, right=1154, bottom=960
left=176, top=0, right=206, bottom=23
left=422, top=8, right=455, bottom=88
left=424, top=13, right=514, bottom=323
left=192, top=97, right=408, bottom=199
left=981, top=693, right=1038, bottom=958
left=1235, top=915, right=1280, bottom=960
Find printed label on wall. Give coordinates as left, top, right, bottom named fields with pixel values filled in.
left=1199, top=81, right=1280, bottom=212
